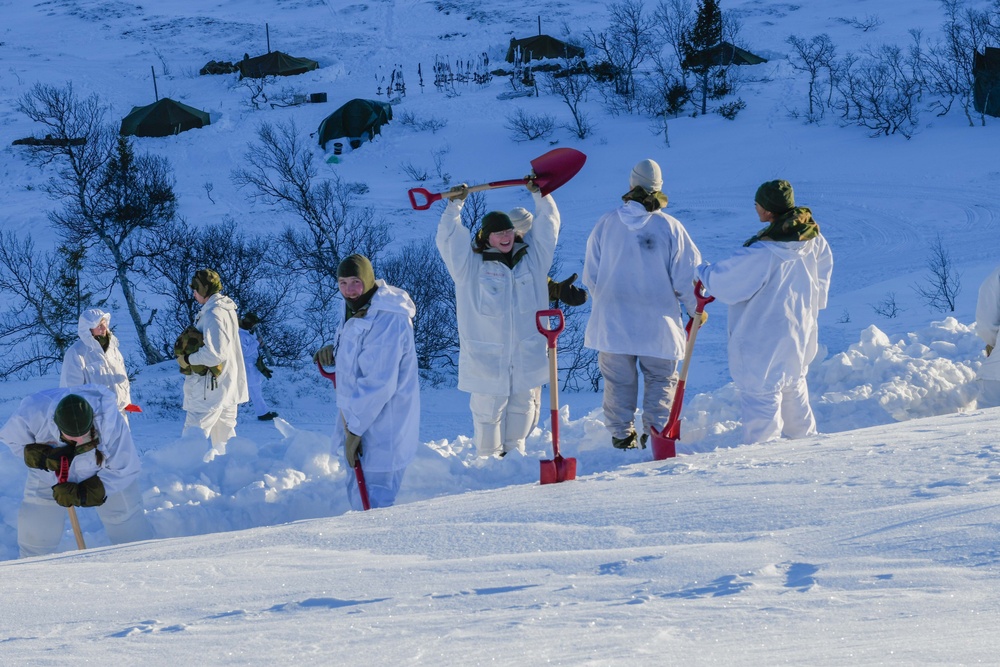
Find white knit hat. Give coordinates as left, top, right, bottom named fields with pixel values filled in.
left=508, top=207, right=533, bottom=236
left=629, top=159, right=663, bottom=192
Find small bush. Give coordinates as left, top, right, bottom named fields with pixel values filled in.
left=717, top=98, right=746, bottom=120
left=504, top=108, right=556, bottom=141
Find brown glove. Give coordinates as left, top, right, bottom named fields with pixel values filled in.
left=345, top=430, right=363, bottom=467
left=313, top=345, right=334, bottom=366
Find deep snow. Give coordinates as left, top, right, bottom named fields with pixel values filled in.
left=0, top=0, right=999, bottom=664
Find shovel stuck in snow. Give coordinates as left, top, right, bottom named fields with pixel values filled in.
left=316, top=362, right=371, bottom=510
left=536, top=309, right=577, bottom=485
left=650, top=281, right=715, bottom=461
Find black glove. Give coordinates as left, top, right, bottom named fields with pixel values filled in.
left=255, top=355, right=273, bottom=380
left=549, top=273, right=588, bottom=307
left=23, top=443, right=52, bottom=470
left=43, top=444, right=77, bottom=472
left=51, top=475, right=106, bottom=508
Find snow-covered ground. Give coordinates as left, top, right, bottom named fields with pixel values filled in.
left=0, top=0, right=998, bottom=663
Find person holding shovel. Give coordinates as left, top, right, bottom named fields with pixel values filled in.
left=313, top=254, right=419, bottom=510
left=697, top=179, right=833, bottom=444
left=60, top=308, right=133, bottom=418
left=0, top=386, right=153, bottom=557
left=436, top=181, right=560, bottom=458
left=583, top=159, right=703, bottom=450
left=974, top=264, right=1000, bottom=407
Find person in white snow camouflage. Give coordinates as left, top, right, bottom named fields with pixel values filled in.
left=238, top=313, right=278, bottom=421
left=0, top=386, right=153, bottom=557
left=436, top=181, right=560, bottom=458
left=975, top=264, right=1000, bottom=407
left=177, top=269, right=249, bottom=462
left=60, top=308, right=132, bottom=417
left=583, top=159, right=703, bottom=450
left=313, top=254, right=420, bottom=510
left=697, top=179, right=833, bottom=444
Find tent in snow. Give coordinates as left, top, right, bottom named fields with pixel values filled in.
left=973, top=47, right=1000, bottom=118
left=505, top=35, right=584, bottom=63
left=120, top=98, right=210, bottom=138
left=238, top=51, right=319, bottom=78
left=317, top=99, right=392, bottom=150
left=683, top=41, right=767, bottom=69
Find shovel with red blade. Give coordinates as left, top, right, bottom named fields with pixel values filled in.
left=316, top=361, right=371, bottom=510
left=407, top=147, right=586, bottom=210
left=536, top=309, right=577, bottom=485
left=650, top=281, right=715, bottom=461
left=58, top=456, right=87, bottom=550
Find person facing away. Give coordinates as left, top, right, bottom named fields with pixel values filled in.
left=60, top=308, right=132, bottom=417
left=0, top=386, right=153, bottom=557
left=176, top=269, right=248, bottom=462
left=238, top=313, right=278, bottom=421
left=697, top=179, right=833, bottom=444
left=975, top=264, right=1000, bottom=407
left=436, top=180, right=560, bottom=458
left=313, top=254, right=420, bottom=510
left=582, top=158, right=703, bottom=450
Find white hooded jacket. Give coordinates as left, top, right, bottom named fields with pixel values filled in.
left=437, top=191, right=559, bottom=395
left=697, top=235, right=833, bottom=393
left=975, top=265, right=1000, bottom=382
left=60, top=308, right=131, bottom=412
left=583, top=201, right=702, bottom=359
left=0, top=385, right=142, bottom=503
left=239, top=328, right=265, bottom=387
left=333, top=281, right=420, bottom=473
left=182, top=293, right=249, bottom=413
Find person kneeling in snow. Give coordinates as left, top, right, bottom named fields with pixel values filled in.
left=313, top=254, right=420, bottom=510
left=697, top=179, right=833, bottom=444
left=0, top=387, right=153, bottom=557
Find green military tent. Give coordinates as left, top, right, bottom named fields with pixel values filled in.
left=238, top=51, right=319, bottom=78
left=506, top=35, right=584, bottom=63
left=317, top=99, right=392, bottom=150
left=973, top=47, right=1000, bottom=118
left=120, top=98, right=210, bottom=138
left=683, top=41, right=767, bottom=69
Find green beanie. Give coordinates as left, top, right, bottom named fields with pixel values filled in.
left=54, top=394, right=94, bottom=437
left=337, top=254, right=376, bottom=292
left=191, top=269, right=222, bottom=298
left=755, top=180, right=795, bottom=214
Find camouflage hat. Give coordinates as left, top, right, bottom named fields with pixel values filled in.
left=54, top=394, right=94, bottom=438
left=755, top=180, right=795, bottom=215
left=190, top=269, right=222, bottom=298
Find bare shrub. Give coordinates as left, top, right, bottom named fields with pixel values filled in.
left=504, top=108, right=556, bottom=141
left=871, top=292, right=903, bottom=318
left=912, top=234, right=962, bottom=312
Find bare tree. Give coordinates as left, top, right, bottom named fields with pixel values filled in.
left=833, top=45, right=922, bottom=137
left=654, top=0, right=695, bottom=79
left=913, top=234, right=962, bottom=312
left=17, top=83, right=176, bottom=363
left=504, top=108, right=556, bottom=141
left=544, top=60, right=595, bottom=139
left=924, top=0, right=997, bottom=125
left=871, top=292, right=903, bottom=318
left=787, top=34, right=838, bottom=122
left=585, top=0, right=657, bottom=112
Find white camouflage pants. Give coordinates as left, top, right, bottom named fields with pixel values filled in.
left=738, top=376, right=817, bottom=444
left=598, top=352, right=678, bottom=438
left=470, top=388, right=536, bottom=457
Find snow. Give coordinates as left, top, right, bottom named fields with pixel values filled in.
left=0, top=0, right=999, bottom=663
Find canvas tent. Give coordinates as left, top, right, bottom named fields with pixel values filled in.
left=683, top=41, right=767, bottom=69
left=120, top=98, right=210, bottom=137
left=317, top=99, right=392, bottom=150
left=238, top=51, right=319, bottom=78
left=974, top=47, right=1000, bottom=118
left=505, top=35, right=584, bottom=63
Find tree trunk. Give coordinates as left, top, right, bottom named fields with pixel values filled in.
left=105, top=237, right=165, bottom=364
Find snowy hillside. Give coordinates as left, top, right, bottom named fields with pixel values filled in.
left=0, top=0, right=999, bottom=663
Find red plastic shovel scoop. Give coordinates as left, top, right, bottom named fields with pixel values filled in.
left=536, top=309, right=577, bottom=485
left=650, top=281, right=715, bottom=461
left=316, top=361, right=371, bottom=510
left=407, top=147, right=586, bottom=210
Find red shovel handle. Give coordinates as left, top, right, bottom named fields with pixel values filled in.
left=535, top=309, right=565, bottom=347
left=694, top=280, right=715, bottom=312
left=408, top=187, right=441, bottom=210
left=316, top=361, right=336, bottom=387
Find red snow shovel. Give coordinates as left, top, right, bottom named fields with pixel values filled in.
left=650, top=281, right=715, bottom=461
left=316, top=362, right=371, bottom=511
left=536, top=309, right=577, bottom=485
left=407, top=147, right=587, bottom=210
left=58, top=456, right=87, bottom=550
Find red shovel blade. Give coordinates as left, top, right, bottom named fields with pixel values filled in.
left=540, top=455, right=577, bottom=485
left=124, top=403, right=142, bottom=413
left=649, top=425, right=677, bottom=460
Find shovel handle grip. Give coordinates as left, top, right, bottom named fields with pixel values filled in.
left=316, top=361, right=336, bottom=387
left=535, top=309, right=565, bottom=347
left=407, top=187, right=441, bottom=210
left=694, top=280, right=715, bottom=312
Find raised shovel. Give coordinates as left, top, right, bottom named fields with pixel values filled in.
left=407, top=147, right=586, bottom=210
left=536, top=309, right=577, bottom=485
left=650, top=281, right=715, bottom=461
left=316, top=362, right=371, bottom=510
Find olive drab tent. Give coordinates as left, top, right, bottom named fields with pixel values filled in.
left=317, top=99, right=392, bottom=150
left=683, top=41, right=768, bottom=69
left=974, top=47, right=1000, bottom=118
left=237, top=51, right=319, bottom=78
left=120, top=98, right=210, bottom=137
left=505, top=35, right=584, bottom=63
